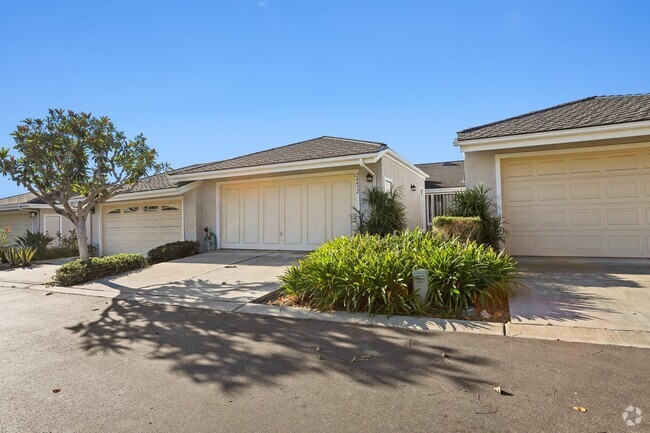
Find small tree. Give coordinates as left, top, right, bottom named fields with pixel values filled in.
left=352, top=186, right=407, bottom=236
left=0, top=109, right=166, bottom=259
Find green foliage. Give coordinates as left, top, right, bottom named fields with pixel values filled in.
left=58, top=229, right=78, bottom=250
left=432, top=216, right=482, bottom=243
left=0, top=226, right=10, bottom=247
left=0, top=109, right=167, bottom=259
left=53, top=254, right=147, bottom=287
left=3, top=247, right=37, bottom=267
left=281, top=230, right=516, bottom=317
left=447, top=185, right=506, bottom=249
left=352, top=186, right=407, bottom=236
left=147, top=241, right=201, bottom=265
left=16, top=230, right=54, bottom=260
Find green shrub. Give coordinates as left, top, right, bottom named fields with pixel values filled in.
left=432, top=216, right=481, bottom=243
left=147, top=241, right=201, bottom=264
left=280, top=230, right=516, bottom=317
left=42, top=246, right=78, bottom=260
left=53, top=253, right=147, bottom=287
left=447, top=185, right=506, bottom=249
left=3, top=247, right=37, bottom=267
left=16, top=230, right=54, bottom=260
left=57, top=229, right=79, bottom=251
left=352, top=187, right=407, bottom=236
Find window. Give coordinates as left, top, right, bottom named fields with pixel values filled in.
left=124, top=207, right=139, bottom=214
left=162, top=205, right=180, bottom=212
left=107, top=208, right=121, bottom=214
left=144, top=205, right=159, bottom=212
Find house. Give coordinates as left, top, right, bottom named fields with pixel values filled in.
left=456, top=94, right=650, bottom=258
left=415, top=160, right=465, bottom=226
left=0, top=136, right=428, bottom=255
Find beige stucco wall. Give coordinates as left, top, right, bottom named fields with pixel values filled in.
left=376, top=157, right=425, bottom=230
left=464, top=135, right=650, bottom=204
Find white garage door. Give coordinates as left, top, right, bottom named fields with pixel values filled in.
left=0, top=211, right=34, bottom=245
left=220, top=174, right=355, bottom=250
left=102, top=201, right=182, bottom=255
left=501, top=146, right=650, bottom=258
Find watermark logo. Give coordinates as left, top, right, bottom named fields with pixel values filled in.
left=623, top=405, right=642, bottom=427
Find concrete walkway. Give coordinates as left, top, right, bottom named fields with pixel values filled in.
left=69, top=250, right=304, bottom=310
left=507, top=257, right=650, bottom=347
left=0, top=258, right=72, bottom=288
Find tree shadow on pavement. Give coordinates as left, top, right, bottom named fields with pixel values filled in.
left=67, top=298, right=493, bottom=394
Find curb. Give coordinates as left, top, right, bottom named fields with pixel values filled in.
left=235, top=303, right=505, bottom=336
left=506, top=322, right=650, bottom=349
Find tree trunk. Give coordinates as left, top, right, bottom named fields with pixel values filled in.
left=76, top=218, right=90, bottom=260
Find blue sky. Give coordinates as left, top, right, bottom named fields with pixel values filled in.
left=1, top=0, right=649, bottom=196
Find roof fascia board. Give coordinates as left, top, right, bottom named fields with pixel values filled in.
left=168, top=153, right=381, bottom=182
left=105, top=180, right=203, bottom=203
left=455, top=120, right=650, bottom=153
left=383, top=150, right=429, bottom=179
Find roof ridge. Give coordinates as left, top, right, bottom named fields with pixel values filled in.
left=415, top=160, right=464, bottom=166
left=169, top=136, right=387, bottom=175
left=595, top=92, right=650, bottom=98
left=457, top=96, right=598, bottom=135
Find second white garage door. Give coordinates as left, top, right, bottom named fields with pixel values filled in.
left=501, top=146, right=650, bottom=258
left=102, top=200, right=182, bottom=255
left=220, top=174, right=356, bottom=250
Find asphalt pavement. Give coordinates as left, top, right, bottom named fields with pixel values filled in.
left=1, top=287, right=648, bottom=433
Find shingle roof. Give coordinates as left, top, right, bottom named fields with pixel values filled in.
left=169, top=136, right=388, bottom=176
left=415, top=160, right=465, bottom=189
left=119, top=173, right=179, bottom=194
left=457, top=94, right=650, bottom=141
left=0, top=192, right=44, bottom=206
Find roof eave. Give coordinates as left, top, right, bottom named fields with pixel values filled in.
left=104, top=181, right=202, bottom=203
left=167, top=152, right=384, bottom=182
left=455, top=120, right=650, bottom=153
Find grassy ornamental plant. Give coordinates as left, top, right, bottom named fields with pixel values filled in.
left=447, top=185, right=506, bottom=249
left=280, top=230, right=516, bottom=317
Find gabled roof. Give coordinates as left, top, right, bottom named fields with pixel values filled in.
left=0, top=192, right=45, bottom=206
left=118, top=173, right=181, bottom=194
left=169, top=136, right=388, bottom=176
left=457, top=94, right=650, bottom=141
left=415, top=160, right=465, bottom=189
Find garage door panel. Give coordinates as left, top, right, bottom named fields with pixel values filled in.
left=221, top=175, right=354, bottom=250
left=225, top=189, right=240, bottom=244
left=307, top=183, right=326, bottom=245
left=103, top=201, right=182, bottom=255
left=283, top=184, right=303, bottom=245
left=263, top=187, right=280, bottom=244
left=502, top=146, right=650, bottom=258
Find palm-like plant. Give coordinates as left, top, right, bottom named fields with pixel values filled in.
left=447, top=185, right=506, bottom=249
left=352, top=187, right=407, bottom=236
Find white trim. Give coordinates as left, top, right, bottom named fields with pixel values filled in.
left=104, top=181, right=203, bottom=203
left=211, top=169, right=358, bottom=186
left=420, top=187, right=426, bottom=229
left=215, top=183, right=221, bottom=250
left=383, top=150, right=429, bottom=179
left=424, top=187, right=465, bottom=194
left=383, top=177, right=394, bottom=191
left=169, top=153, right=381, bottom=182
left=98, top=204, right=103, bottom=256
left=180, top=196, right=185, bottom=241
left=456, top=120, right=650, bottom=153
left=0, top=204, right=53, bottom=212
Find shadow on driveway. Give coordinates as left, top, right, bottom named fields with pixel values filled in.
left=66, top=298, right=494, bottom=394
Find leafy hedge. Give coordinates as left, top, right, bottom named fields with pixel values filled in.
left=147, top=241, right=200, bottom=264
left=280, top=230, right=516, bottom=317
left=53, top=254, right=147, bottom=287
left=432, top=216, right=481, bottom=243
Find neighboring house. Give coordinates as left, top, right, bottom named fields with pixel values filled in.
left=415, top=160, right=465, bottom=226
left=0, top=192, right=85, bottom=246
left=0, top=136, right=427, bottom=255
left=456, top=94, right=650, bottom=258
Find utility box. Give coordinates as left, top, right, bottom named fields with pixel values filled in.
left=412, top=269, right=429, bottom=302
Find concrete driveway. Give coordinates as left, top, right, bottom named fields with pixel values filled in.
left=507, top=257, right=650, bottom=347
left=0, top=258, right=72, bottom=288
left=73, top=250, right=304, bottom=310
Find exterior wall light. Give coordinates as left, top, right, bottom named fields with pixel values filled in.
left=366, top=174, right=373, bottom=182
left=29, top=211, right=38, bottom=219
left=410, top=184, right=416, bottom=191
